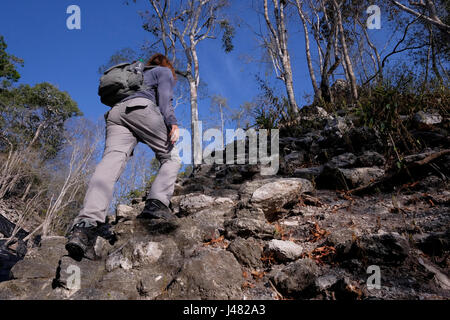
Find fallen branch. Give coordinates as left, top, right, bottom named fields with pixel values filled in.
left=268, top=279, right=284, bottom=300
left=348, top=149, right=450, bottom=195
left=410, top=149, right=450, bottom=167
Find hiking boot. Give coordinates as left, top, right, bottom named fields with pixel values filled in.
left=65, top=221, right=99, bottom=260
left=137, top=198, right=176, bottom=221
left=96, top=222, right=117, bottom=245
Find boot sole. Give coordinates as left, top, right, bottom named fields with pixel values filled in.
left=137, top=210, right=176, bottom=221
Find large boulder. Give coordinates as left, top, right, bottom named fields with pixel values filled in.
left=413, top=110, right=442, bottom=129
left=250, top=178, right=314, bottom=216
left=0, top=278, right=58, bottom=300
left=166, top=248, right=244, bottom=299
left=271, top=258, right=320, bottom=298
left=328, top=153, right=357, bottom=168
left=238, top=178, right=279, bottom=205
left=356, top=231, right=409, bottom=265
left=293, top=166, right=323, bottom=181
left=339, top=168, right=384, bottom=187
left=317, top=165, right=384, bottom=189
left=178, top=193, right=216, bottom=215
left=191, top=202, right=236, bottom=237
left=115, top=204, right=138, bottom=222
left=173, top=193, right=236, bottom=217
left=225, top=217, right=275, bottom=240
left=324, top=116, right=353, bottom=139
left=356, top=151, right=385, bottom=167
left=9, top=237, right=66, bottom=280
left=225, top=208, right=275, bottom=240
left=296, top=105, right=333, bottom=131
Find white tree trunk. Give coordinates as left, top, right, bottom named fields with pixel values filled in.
left=263, top=0, right=298, bottom=114
left=189, top=79, right=202, bottom=166
left=294, top=0, right=321, bottom=100
left=333, top=0, right=358, bottom=100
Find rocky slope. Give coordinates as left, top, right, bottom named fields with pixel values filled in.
left=0, top=107, right=448, bottom=300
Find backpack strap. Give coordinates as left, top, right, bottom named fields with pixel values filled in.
left=103, top=62, right=130, bottom=75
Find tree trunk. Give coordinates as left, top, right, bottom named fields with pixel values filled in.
left=283, top=59, right=298, bottom=115
left=278, top=1, right=298, bottom=114
left=429, top=27, right=443, bottom=83
left=219, top=103, right=225, bottom=149
left=189, top=79, right=202, bottom=168
left=294, top=0, right=321, bottom=101
left=333, top=0, right=358, bottom=100
left=263, top=0, right=298, bottom=114
left=390, top=0, right=450, bottom=33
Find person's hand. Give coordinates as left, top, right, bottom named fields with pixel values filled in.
left=169, top=124, right=179, bottom=144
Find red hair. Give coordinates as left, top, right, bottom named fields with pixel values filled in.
left=146, top=53, right=177, bottom=81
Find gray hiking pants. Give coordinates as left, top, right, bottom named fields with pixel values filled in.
left=73, top=97, right=181, bottom=227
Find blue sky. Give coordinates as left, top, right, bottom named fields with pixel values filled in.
left=0, top=0, right=317, bottom=128
left=0, top=0, right=397, bottom=130
left=0, top=0, right=410, bottom=209
left=1, top=0, right=157, bottom=121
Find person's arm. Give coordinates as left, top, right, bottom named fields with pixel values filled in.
left=156, top=67, right=178, bottom=128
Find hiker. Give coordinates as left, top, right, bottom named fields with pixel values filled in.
left=65, top=53, right=182, bottom=258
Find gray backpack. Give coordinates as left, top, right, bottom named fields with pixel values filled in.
left=98, top=61, right=155, bottom=107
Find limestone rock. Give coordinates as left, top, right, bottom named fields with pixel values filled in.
left=227, top=237, right=263, bottom=269
left=326, top=229, right=357, bottom=259
left=264, top=239, right=303, bottom=263
left=413, top=111, right=442, bottom=129
left=225, top=217, right=275, bottom=240
left=328, top=153, right=357, bottom=168
left=357, top=231, right=409, bottom=265
left=179, top=193, right=215, bottom=215
left=56, top=255, right=105, bottom=292
left=293, top=166, right=323, bottom=181
left=251, top=178, right=314, bottom=215
left=324, top=116, right=353, bottom=138
left=317, top=165, right=384, bottom=189
left=356, top=151, right=385, bottom=167
left=115, top=204, right=137, bottom=222
left=271, top=258, right=320, bottom=298
left=0, top=278, right=58, bottom=300
left=10, top=237, right=66, bottom=280
left=166, top=248, right=244, bottom=299
left=238, top=178, right=278, bottom=205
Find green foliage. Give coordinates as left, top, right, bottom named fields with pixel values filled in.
left=0, top=82, right=82, bottom=159
left=219, top=20, right=235, bottom=53
left=0, top=35, right=24, bottom=89
left=178, top=164, right=193, bottom=178
left=122, top=188, right=146, bottom=204
left=354, top=66, right=449, bottom=153
left=230, top=101, right=254, bottom=130
left=252, top=76, right=297, bottom=130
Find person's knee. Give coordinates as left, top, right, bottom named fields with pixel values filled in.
left=94, top=150, right=129, bottom=180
